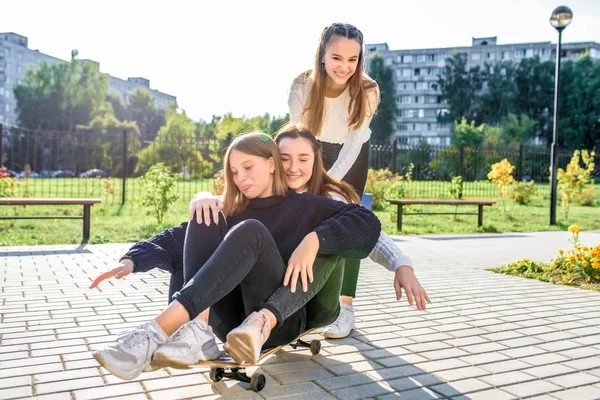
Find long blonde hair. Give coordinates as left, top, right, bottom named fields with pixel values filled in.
left=301, top=22, right=379, bottom=136
left=222, top=132, right=287, bottom=217
left=275, top=123, right=360, bottom=204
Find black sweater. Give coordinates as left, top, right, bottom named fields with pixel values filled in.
left=124, top=190, right=381, bottom=274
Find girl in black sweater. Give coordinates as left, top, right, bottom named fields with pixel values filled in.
left=91, top=132, right=381, bottom=380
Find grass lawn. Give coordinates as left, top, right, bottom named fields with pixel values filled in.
left=1, top=180, right=599, bottom=245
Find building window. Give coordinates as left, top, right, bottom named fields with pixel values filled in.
left=430, top=82, right=438, bottom=91
left=515, top=49, right=527, bottom=57
left=436, top=96, right=443, bottom=104
left=398, top=136, right=408, bottom=145
left=416, top=55, right=425, bottom=63
left=471, top=53, right=481, bottom=61
left=501, top=51, right=509, bottom=60
left=5, top=104, right=9, bottom=112
left=487, top=52, right=495, bottom=60
left=400, top=96, right=412, bottom=104
left=418, top=109, right=425, bottom=118
left=396, top=124, right=408, bottom=131
left=426, top=54, right=436, bottom=62
left=402, top=69, right=411, bottom=77
left=414, top=68, right=420, bottom=76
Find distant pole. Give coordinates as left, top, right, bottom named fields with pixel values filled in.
left=122, top=129, right=128, bottom=205
left=548, top=6, right=573, bottom=225
left=0, top=124, right=3, bottom=167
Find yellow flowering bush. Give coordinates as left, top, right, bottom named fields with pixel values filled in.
left=551, top=226, right=600, bottom=282
left=487, top=158, right=515, bottom=214
left=495, top=225, right=600, bottom=288
left=557, top=150, right=595, bottom=220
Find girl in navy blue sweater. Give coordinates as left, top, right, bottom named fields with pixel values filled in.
left=91, top=132, right=381, bottom=380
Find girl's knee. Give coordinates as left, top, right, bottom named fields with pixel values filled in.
left=229, top=219, right=269, bottom=238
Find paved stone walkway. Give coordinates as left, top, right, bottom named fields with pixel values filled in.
left=2, top=231, right=600, bottom=399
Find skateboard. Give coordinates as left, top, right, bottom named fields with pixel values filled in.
left=153, top=328, right=321, bottom=392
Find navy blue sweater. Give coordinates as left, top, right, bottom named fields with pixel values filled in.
left=124, top=190, right=381, bottom=274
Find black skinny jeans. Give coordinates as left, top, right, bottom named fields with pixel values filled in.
left=171, top=215, right=343, bottom=349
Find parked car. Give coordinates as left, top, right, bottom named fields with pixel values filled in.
left=80, top=169, right=106, bottom=178
left=15, top=171, right=40, bottom=178
left=39, top=170, right=55, bottom=178
left=53, top=169, right=76, bottom=178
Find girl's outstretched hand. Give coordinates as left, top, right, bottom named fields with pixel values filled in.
left=189, top=192, right=223, bottom=226
left=89, top=258, right=134, bottom=289
left=285, top=232, right=320, bottom=293
left=394, top=266, right=431, bottom=311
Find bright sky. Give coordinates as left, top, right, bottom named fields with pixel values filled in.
left=4, top=0, right=599, bottom=121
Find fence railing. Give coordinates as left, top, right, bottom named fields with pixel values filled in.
left=1, top=123, right=598, bottom=203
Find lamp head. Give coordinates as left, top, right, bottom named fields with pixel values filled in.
left=550, top=6, right=573, bottom=31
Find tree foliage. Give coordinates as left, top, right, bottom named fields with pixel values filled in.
left=14, top=58, right=108, bottom=131
left=438, top=52, right=483, bottom=123
left=368, top=54, right=396, bottom=143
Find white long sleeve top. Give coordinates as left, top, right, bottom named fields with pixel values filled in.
left=288, top=76, right=379, bottom=180
left=328, top=191, right=413, bottom=272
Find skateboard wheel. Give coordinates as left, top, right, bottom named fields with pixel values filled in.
left=310, top=340, right=321, bottom=355
left=209, top=367, right=224, bottom=382
left=250, top=374, right=266, bottom=392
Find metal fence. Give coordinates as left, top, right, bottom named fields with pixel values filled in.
left=1, top=123, right=598, bottom=203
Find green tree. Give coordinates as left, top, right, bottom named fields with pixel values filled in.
left=559, top=55, right=600, bottom=149
left=368, top=54, right=396, bottom=143
left=78, top=114, right=141, bottom=176
left=127, top=89, right=166, bottom=136
left=14, top=57, right=108, bottom=132
left=438, top=52, right=483, bottom=123
left=514, top=56, right=554, bottom=142
left=500, top=113, right=537, bottom=146
left=478, top=61, right=518, bottom=125
left=135, top=104, right=212, bottom=178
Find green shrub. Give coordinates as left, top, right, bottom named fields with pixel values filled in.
left=138, top=163, right=179, bottom=224
left=365, top=168, right=403, bottom=211
left=448, top=176, right=463, bottom=200
left=511, top=180, right=536, bottom=205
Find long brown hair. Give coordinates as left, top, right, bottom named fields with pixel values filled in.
left=300, top=22, right=379, bottom=136
left=275, top=123, right=360, bottom=204
left=222, top=132, right=287, bottom=217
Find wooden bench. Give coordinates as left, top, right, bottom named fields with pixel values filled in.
left=388, top=199, right=496, bottom=231
left=0, top=198, right=101, bottom=242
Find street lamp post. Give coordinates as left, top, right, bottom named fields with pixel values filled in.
left=549, top=6, right=573, bottom=225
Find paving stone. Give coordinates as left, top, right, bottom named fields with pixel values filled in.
left=479, top=370, right=536, bottom=386
left=551, top=385, right=600, bottom=400
left=260, top=382, right=324, bottom=398
left=502, top=380, right=562, bottom=397
left=546, top=372, right=600, bottom=388
left=562, top=356, right=600, bottom=370
left=330, top=381, right=396, bottom=400
left=429, top=378, right=491, bottom=397
left=71, top=382, right=145, bottom=400
left=452, top=388, right=516, bottom=400
left=521, top=364, right=577, bottom=378
left=377, top=387, right=442, bottom=399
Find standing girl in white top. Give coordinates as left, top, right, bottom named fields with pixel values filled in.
left=288, top=22, right=379, bottom=338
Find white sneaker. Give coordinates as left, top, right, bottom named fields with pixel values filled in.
left=153, top=319, right=220, bottom=366
left=224, top=311, right=271, bottom=365
left=322, top=303, right=355, bottom=339
left=93, top=320, right=167, bottom=380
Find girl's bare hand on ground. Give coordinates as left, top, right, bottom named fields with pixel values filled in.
left=189, top=192, right=223, bottom=225
left=394, top=266, right=431, bottom=311
left=89, top=259, right=134, bottom=289
left=284, top=232, right=320, bottom=293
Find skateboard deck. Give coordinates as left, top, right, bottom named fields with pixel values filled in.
left=151, top=328, right=321, bottom=392
left=196, top=327, right=319, bottom=368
